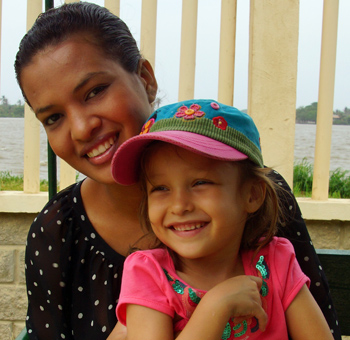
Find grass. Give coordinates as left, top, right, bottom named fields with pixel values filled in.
left=1, top=164, right=350, bottom=198
left=0, top=171, right=49, bottom=191
left=293, top=158, right=350, bottom=198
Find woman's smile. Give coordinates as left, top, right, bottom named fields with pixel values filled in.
left=86, top=136, right=117, bottom=159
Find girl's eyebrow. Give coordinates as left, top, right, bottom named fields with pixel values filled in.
left=35, top=72, right=107, bottom=116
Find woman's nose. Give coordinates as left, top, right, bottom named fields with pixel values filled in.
left=69, top=108, right=101, bottom=141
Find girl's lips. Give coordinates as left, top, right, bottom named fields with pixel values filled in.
left=170, top=223, right=204, bottom=231
left=166, top=222, right=209, bottom=237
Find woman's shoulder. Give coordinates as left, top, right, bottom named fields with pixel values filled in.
left=31, top=181, right=83, bottom=227
left=28, top=181, right=88, bottom=247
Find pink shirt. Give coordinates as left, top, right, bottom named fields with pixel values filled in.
left=117, top=237, right=310, bottom=339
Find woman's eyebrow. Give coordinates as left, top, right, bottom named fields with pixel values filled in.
left=35, top=104, right=54, bottom=116
left=35, top=72, right=108, bottom=115
left=73, top=71, right=107, bottom=93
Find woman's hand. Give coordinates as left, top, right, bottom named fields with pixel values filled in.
left=106, top=322, right=127, bottom=340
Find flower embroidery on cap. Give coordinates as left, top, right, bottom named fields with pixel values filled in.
left=213, top=116, right=228, bottom=130
left=175, top=104, right=205, bottom=120
left=140, top=118, right=155, bottom=134
left=210, top=102, right=220, bottom=110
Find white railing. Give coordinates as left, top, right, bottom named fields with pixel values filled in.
left=0, top=0, right=349, bottom=220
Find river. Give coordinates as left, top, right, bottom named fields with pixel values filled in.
left=0, top=118, right=349, bottom=180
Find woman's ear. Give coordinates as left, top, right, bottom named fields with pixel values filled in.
left=245, top=180, right=266, bottom=214
left=137, top=59, right=158, bottom=103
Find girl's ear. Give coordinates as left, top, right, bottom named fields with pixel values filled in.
left=245, top=179, right=266, bottom=214
left=137, top=59, right=158, bottom=103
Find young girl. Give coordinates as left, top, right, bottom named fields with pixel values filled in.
left=110, top=99, right=333, bottom=340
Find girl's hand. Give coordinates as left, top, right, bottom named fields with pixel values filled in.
left=204, top=275, right=267, bottom=331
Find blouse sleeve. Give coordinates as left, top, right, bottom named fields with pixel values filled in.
left=272, top=238, right=310, bottom=310
left=26, top=188, right=75, bottom=339
left=116, top=251, right=175, bottom=325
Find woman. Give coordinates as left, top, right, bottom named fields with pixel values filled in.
left=15, top=2, right=340, bottom=340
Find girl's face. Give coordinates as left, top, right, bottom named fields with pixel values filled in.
left=20, top=35, right=157, bottom=184
left=145, top=144, right=259, bottom=264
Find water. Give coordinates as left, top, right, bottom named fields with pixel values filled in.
left=0, top=118, right=349, bottom=180
left=294, top=123, right=350, bottom=172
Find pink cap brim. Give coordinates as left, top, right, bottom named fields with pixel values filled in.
left=112, top=131, right=248, bottom=185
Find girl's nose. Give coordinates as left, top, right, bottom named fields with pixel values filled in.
left=69, top=108, right=101, bottom=141
left=170, top=190, right=195, bottom=216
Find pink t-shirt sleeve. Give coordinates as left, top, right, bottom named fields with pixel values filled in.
left=116, top=250, right=175, bottom=325
left=273, top=237, right=310, bottom=310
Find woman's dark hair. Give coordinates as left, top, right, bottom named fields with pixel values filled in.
left=15, top=1, right=141, bottom=104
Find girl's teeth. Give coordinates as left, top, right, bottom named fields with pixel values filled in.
left=173, top=224, right=202, bottom=231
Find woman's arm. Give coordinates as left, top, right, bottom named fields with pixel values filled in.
left=286, top=284, right=334, bottom=340
left=124, top=275, right=267, bottom=340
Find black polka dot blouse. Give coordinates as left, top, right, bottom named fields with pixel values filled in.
left=25, top=181, right=124, bottom=339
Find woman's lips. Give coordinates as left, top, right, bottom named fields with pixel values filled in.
left=87, top=136, right=116, bottom=158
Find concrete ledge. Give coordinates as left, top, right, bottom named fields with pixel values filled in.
left=0, top=191, right=48, bottom=213
left=297, top=197, right=350, bottom=221
left=0, top=192, right=349, bottom=221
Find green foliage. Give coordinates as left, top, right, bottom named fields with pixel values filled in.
left=0, top=96, right=24, bottom=118
left=293, top=158, right=313, bottom=196
left=0, top=171, right=49, bottom=191
left=296, top=102, right=318, bottom=123
left=328, top=168, right=350, bottom=198
left=293, top=159, right=350, bottom=198
left=296, top=103, right=350, bottom=125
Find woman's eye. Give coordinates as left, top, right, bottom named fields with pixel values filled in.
left=45, top=113, right=62, bottom=126
left=86, top=85, right=108, bottom=100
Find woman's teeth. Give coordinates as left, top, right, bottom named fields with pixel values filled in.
left=87, top=137, right=115, bottom=158
left=172, top=224, right=203, bottom=231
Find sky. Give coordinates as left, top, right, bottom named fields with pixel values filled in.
left=0, top=0, right=349, bottom=111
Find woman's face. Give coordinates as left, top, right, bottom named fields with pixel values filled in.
left=21, top=35, right=157, bottom=184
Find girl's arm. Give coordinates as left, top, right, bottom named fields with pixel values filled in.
left=107, top=322, right=127, bottom=340
left=124, top=275, right=267, bottom=340
left=286, top=284, right=334, bottom=340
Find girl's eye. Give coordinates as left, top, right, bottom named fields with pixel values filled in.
left=86, top=85, right=108, bottom=100
left=149, top=185, right=168, bottom=193
left=193, top=180, right=212, bottom=187
left=45, top=113, right=62, bottom=126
